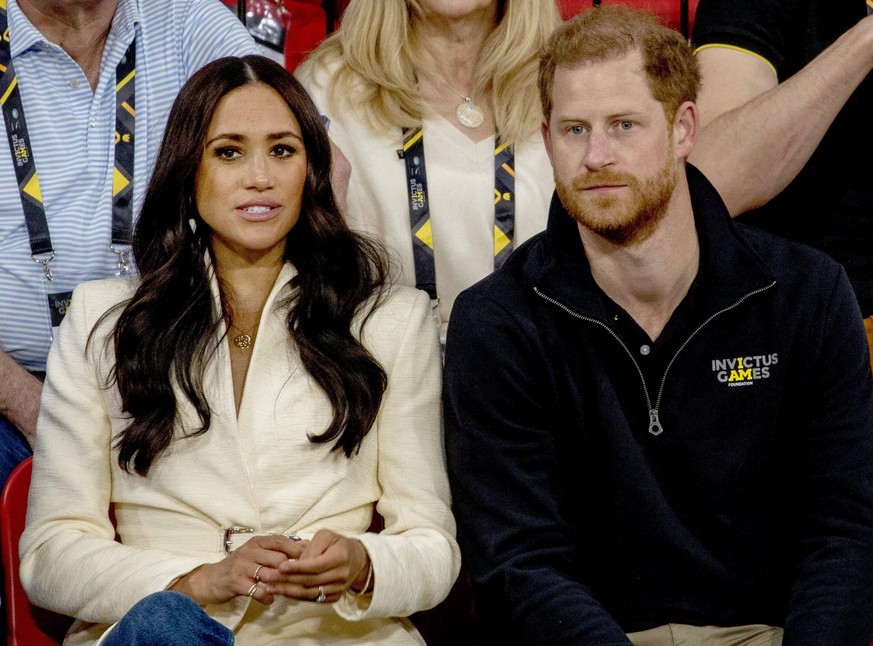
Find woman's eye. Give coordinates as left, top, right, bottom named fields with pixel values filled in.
left=215, top=147, right=241, bottom=160
left=272, top=145, right=296, bottom=158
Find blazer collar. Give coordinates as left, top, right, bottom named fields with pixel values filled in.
left=205, top=254, right=299, bottom=326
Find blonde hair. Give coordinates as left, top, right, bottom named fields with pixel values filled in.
left=299, top=0, right=561, bottom=144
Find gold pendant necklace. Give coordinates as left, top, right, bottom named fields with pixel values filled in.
left=233, top=331, right=254, bottom=350
left=229, top=319, right=261, bottom=351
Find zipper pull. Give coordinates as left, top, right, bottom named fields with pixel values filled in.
left=648, top=409, right=663, bottom=436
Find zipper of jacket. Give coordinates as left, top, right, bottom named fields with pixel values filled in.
left=533, top=281, right=776, bottom=436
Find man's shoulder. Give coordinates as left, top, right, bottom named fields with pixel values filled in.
left=733, top=222, right=854, bottom=321
left=736, top=221, right=845, bottom=283
left=452, top=233, right=548, bottom=326
left=135, top=0, right=234, bottom=22
left=135, top=0, right=257, bottom=59
left=464, top=233, right=545, bottom=294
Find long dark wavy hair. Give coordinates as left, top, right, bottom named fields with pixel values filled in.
left=97, top=55, right=389, bottom=476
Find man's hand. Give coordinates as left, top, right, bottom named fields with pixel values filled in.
left=0, top=349, right=42, bottom=447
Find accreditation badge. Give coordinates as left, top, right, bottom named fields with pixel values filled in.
left=46, top=289, right=73, bottom=338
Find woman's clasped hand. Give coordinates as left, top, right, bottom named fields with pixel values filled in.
left=172, top=530, right=371, bottom=606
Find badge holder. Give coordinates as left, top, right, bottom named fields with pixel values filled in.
left=34, top=252, right=72, bottom=338
left=46, top=289, right=73, bottom=338
left=111, top=245, right=132, bottom=276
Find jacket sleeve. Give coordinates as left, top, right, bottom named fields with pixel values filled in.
left=444, top=290, right=632, bottom=645
left=19, top=283, right=206, bottom=624
left=782, top=268, right=873, bottom=644
left=334, top=288, right=461, bottom=621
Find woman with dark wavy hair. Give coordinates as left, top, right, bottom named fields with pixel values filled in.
left=19, top=55, right=458, bottom=646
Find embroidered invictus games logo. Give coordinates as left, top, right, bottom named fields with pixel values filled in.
left=712, top=353, right=778, bottom=387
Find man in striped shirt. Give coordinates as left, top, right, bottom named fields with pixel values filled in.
left=0, top=0, right=259, bottom=486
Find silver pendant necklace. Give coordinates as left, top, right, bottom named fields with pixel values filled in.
left=455, top=97, right=485, bottom=128
left=425, top=70, right=485, bottom=129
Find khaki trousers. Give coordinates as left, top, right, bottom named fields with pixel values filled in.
left=864, top=316, right=873, bottom=373
left=627, top=623, right=782, bottom=646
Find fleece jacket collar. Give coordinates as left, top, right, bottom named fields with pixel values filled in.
left=529, top=164, right=776, bottom=327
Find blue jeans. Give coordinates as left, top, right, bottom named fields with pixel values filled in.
left=102, top=591, right=234, bottom=645
left=0, top=413, right=32, bottom=490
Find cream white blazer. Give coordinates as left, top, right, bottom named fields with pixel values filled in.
left=20, top=264, right=459, bottom=645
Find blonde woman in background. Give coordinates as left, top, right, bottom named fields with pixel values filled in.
left=297, top=0, right=560, bottom=340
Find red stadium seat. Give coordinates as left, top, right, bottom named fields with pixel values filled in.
left=1, top=457, right=71, bottom=646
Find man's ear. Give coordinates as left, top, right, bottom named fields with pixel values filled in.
left=541, top=118, right=555, bottom=166
left=673, top=101, right=699, bottom=158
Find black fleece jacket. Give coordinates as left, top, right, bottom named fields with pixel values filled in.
left=444, top=165, right=873, bottom=645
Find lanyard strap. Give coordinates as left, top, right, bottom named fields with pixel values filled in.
left=399, top=126, right=516, bottom=300
left=0, top=4, right=136, bottom=281
left=112, top=39, right=136, bottom=275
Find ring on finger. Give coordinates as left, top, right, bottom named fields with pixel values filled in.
left=316, top=585, right=327, bottom=603
left=252, top=564, right=264, bottom=582
left=246, top=582, right=258, bottom=597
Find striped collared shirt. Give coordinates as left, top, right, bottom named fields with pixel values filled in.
left=0, top=0, right=259, bottom=371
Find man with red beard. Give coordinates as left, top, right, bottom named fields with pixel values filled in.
left=444, top=6, right=873, bottom=645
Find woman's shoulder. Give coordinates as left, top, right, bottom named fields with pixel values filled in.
left=296, top=54, right=361, bottom=135
left=296, top=44, right=343, bottom=98
left=72, top=277, right=136, bottom=308
left=384, top=283, right=431, bottom=310
left=366, top=285, right=431, bottom=327
left=358, top=286, right=437, bottom=360
left=68, top=277, right=137, bottom=329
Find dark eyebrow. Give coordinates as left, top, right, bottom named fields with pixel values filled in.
left=205, top=131, right=303, bottom=147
